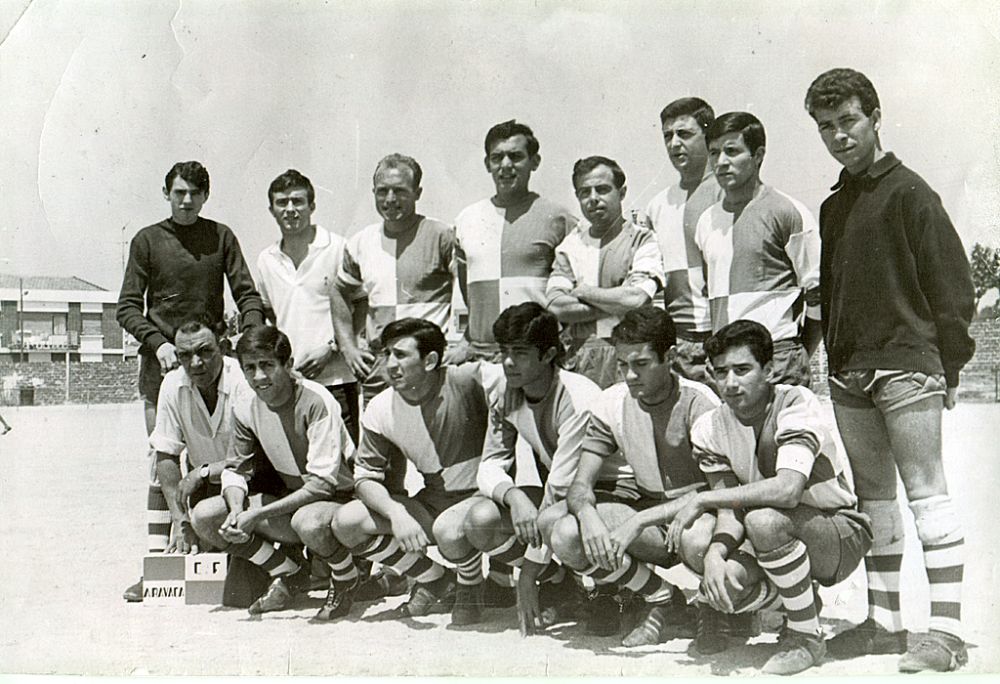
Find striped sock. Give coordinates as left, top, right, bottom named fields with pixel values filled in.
left=757, top=539, right=820, bottom=636
left=353, top=534, right=445, bottom=584
left=859, top=499, right=904, bottom=632
left=537, top=562, right=565, bottom=585
left=451, top=549, right=485, bottom=586
left=484, top=536, right=526, bottom=568
left=911, top=495, right=964, bottom=639
left=318, top=545, right=360, bottom=588
left=584, top=555, right=673, bottom=603
left=146, top=485, right=170, bottom=553
left=229, top=535, right=300, bottom=577
left=487, top=558, right=515, bottom=588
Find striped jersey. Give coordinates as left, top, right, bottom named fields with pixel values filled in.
left=337, top=216, right=454, bottom=346
left=478, top=368, right=601, bottom=506
left=455, top=193, right=576, bottom=344
left=692, top=384, right=857, bottom=511
left=221, top=377, right=355, bottom=498
left=584, top=376, right=720, bottom=499
left=547, top=218, right=664, bottom=341
left=150, top=355, right=252, bottom=469
left=644, top=171, right=723, bottom=336
left=355, top=362, right=505, bottom=496
left=694, top=185, right=820, bottom=342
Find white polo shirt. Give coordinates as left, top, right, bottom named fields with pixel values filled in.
left=256, top=226, right=355, bottom=387
left=150, top=355, right=252, bottom=470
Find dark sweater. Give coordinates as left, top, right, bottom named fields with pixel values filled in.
left=116, top=217, right=264, bottom=354
left=819, top=153, right=975, bottom=387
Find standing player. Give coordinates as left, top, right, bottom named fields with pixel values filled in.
left=257, top=169, right=359, bottom=443
left=190, top=325, right=361, bottom=619
left=547, top=156, right=664, bottom=389
left=152, top=319, right=252, bottom=555
left=331, top=319, right=504, bottom=624
left=451, top=303, right=600, bottom=632
left=453, top=119, right=577, bottom=363
left=695, top=113, right=822, bottom=386
left=542, top=306, right=721, bottom=646
left=644, top=97, right=724, bottom=386
left=117, top=161, right=264, bottom=601
left=804, top=68, right=975, bottom=672
left=329, top=154, right=455, bottom=406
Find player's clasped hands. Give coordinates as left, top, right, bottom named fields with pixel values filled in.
left=219, top=508, right=256, bottom=544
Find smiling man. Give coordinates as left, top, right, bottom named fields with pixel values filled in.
left=804, top=68, right=975, bottom=673
left=453, top=120, right=577, bottom=363
left=694, top=113, right=821, bottom=387
left=257, top=169, right=358, bottom=443
left=329, top=154, right=455, bottom=407
left=547, top=156, right=665, bottom=389
left=644, top=98, right=724, bottom=386
left=117, top=161, right=264, bottom=602
left=189, top=325, right=360, bottom=620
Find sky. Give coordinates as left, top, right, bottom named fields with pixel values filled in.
left=1, top=0, right=998, bottom=294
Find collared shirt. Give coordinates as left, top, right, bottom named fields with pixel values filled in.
left=221, top=378, right=355, bottom=498
left=355, top=363, right=505, bottom=496
left=337, top=216, right=454, bottom=347
left=478, top=368, right=601, bottom=506
left=546, top=218, right=664, bottom=341
left=256, top=226, right=354, bottom=387
left=455, top=193, right=576, bottom=344
left=695, top=185, right=821, bottom=342
left=692, top=384, right=856, bottom=511
left=150, top=355, right=252, bottom=470
left=584, top=375, right=719, bottom=499
left=644, top=170, right=723, bottom=336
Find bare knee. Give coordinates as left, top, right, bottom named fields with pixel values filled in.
left=743, top=508, right=793, bottom=552
left=463, top=499, right=504, bottom=550
left=191, top=497, right=228, bottom=546
left=431, top=510, right=468, bottom=555
left=290, top=504, right=336, bottom=549
left=549, top=514, right=586, bottom=568
left=332, top=500, right=373, bottom=548
left=537, top=501, right=567, bottom=545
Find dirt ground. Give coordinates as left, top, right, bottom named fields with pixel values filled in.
left=1, top=401, right=998, bottom=676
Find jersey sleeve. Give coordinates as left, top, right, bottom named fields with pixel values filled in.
left=542, top=386, right=595, bottom=504
left=783, top=202, right=822, bottom=319
left=691, top=410, right=733, bottom=475
left=336, top=234, right=364, bottom=291
left=581, top=392, right=620, bottom=461
left=255, top=252, right=273, bottom=310
left=300, top=400, right=346, bottom=498
left=546, top=247, right=577, bottom=304
left=148, top=373, right=186, bottom=456
left=221, top=408, right=259, bottom=494
left=624, top=229, right=666, bottom=299
left=773, top=389, right=826, bottom=479
left=477, top=396, right=520, bottom=503
left=354, top=396, right=404, bottom=487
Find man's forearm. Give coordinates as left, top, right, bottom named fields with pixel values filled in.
left=566, top=484, right=597, bottom=517
left=330, top=288, right=360, bottom=350
left=549, top=294, right=602, bottom=324
left=632, top=491, right=697, bottom=529
left=256, top=487, right=324, bottom=521
left=695, top=476, right=802, bottom=512
left=356, top=479, right=407, bottom=521
left=155, top=454, right=186, bottom=521
left=575, top=285, right=649, bottom=316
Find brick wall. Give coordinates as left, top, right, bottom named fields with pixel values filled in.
left=0, top=358, right=139, bottom=405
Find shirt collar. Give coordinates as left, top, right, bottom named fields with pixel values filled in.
left=266, top=225, right=330, bottom=258
left=831, top=152, right=901, bottom=190
left=178, top=354, right=240, bottom=396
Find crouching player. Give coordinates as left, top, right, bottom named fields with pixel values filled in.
left=542, top=306, right=720, bottom=645
left=331, top=319, right=504, bottom=623
left=443, top=303, right=602, bottom=632
left=663, top=320, right=872, bottom=674
left=191, top=325, right=362, bottom=619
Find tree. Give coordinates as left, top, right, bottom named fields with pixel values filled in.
left=970, top=243, right=1000, bottom=316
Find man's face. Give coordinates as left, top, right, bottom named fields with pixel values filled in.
left=662, top=115, right=709, bottom=177
left=711, top=345, right=772, bottom=422
left=240, top=351, right=295, bottom=408
left=175, top=327, right=223, bottom=391
left=373, top=166, right=422, bottom=224
left=812, top=96, right=881, bottom=176
left=615, top=342, right=673, bottom=403
left=269, top=187, right=315, bottom=237
left=708, top=132, right=762, bottom=195
left=574, top=164, right=625, bottom=231
left=485, top=135, right=540, bottom=199
left=383, top=335, right=436, bottom=400
left=500, top=343, right=552, bottom=390
left=163, top=177, right=208, bottom=225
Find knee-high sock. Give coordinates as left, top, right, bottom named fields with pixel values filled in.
left=146, top=485, right=170, bottom=553
left=860, top=499, right=905, bottom=632
left=229, top=535, right=299, bottom=577
left=757, top=539, right=820, bottom=636
left=583, top=554, right=673, bottom=604
left=449, top=549, right=485, bottom=586
left=353, top=534, right=445, bottom=584
left=911, top=495, right=964, bottom=639
left=315, top=545, right=360, bottom=588
left=485, top=536, right=526, bottom=568
left=486, top=556, right=515, bottom=587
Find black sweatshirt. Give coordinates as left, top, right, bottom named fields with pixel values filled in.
left=819, top=153, right=975, bottom=387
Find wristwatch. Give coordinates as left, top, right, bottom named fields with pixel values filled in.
left=199, top=463, right=211, bottom=480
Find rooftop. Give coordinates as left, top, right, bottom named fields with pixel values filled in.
left=0, top=274, right=108, bottom=292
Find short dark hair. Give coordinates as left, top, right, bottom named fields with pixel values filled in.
left=493, top=302, right=564, bottom=366
left=610, top=306, right=676, bottom=361
left=268, top=169, right=315, bottom=205
left=805, top=68, right=881, bottom=118
left=484, top=119, right=539, bottom=157
left=235, top=324, right=292, bottom=366
left=706, top=112, right=766, bottom=155
left=164, top=161, right=210, bottom=194
left=374, top=153, right=423, bottom=189
left=704, top=319, right=773, bottom=367
left=572, top=156, right=626, bottom=190
left=174, top=317, right=222, bottom=342
left=379, top=318, right=446, bottom=369
left=659, top=97, right=715, bottom=131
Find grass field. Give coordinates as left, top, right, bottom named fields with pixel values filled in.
left=1, top=401, right=998, bottom=676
